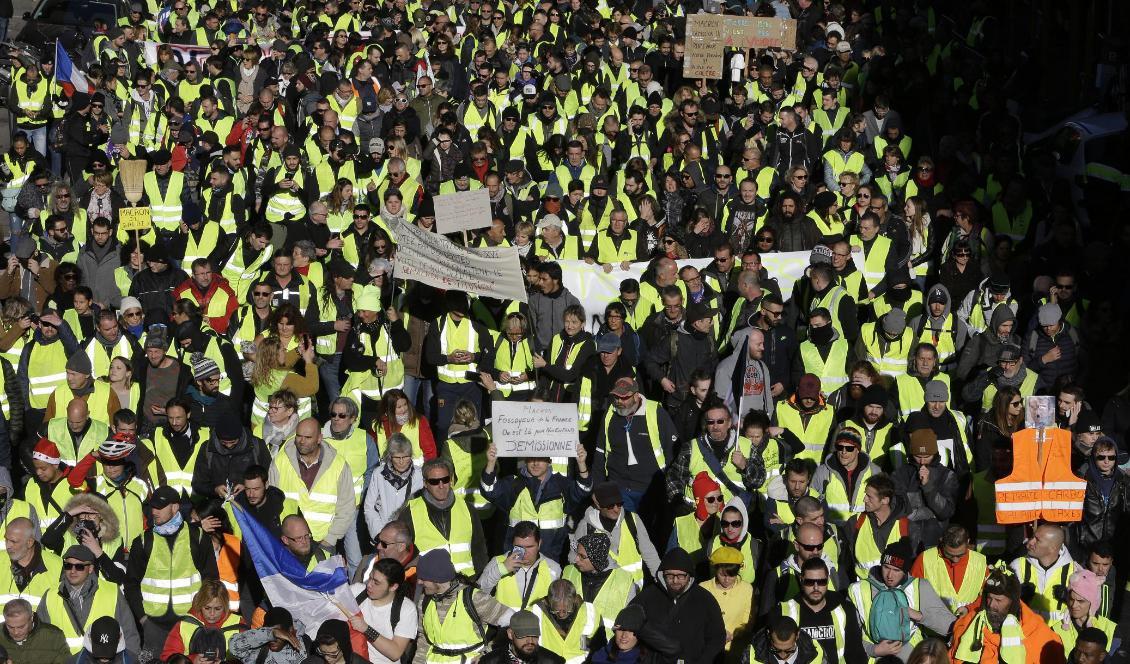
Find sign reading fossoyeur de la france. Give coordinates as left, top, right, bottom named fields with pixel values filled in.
left=492, top=401, right=579, bottom=457
left=392, top=218, right=529, bottom=302
left=434, top=187, right=494, bottom=234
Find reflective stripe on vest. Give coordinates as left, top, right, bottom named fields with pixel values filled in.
left=996, top=428, right=1085, bottom=524
left=775, top=405, right=834, bottom=462
left=45, top=579, right=121, bottom=653
left=143, top=171, right=186, bottom=229
left=141, top=529, right=203, bottom=616
left=273, top=446, right=350, bottom=541
left=409, top=497, right=475, bottom=573
left=920, top=546, right=987, bottom=612
left=799, top=340, right=850, bottom=393
left=437, top=316, right=478, bottom=383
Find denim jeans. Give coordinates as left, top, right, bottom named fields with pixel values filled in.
left=402, top=373, right=433, bottom=418
left=22, top=126, right=46, bottom=158
left=318, top=353, right=343, bottom=404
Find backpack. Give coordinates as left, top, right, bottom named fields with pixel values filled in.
left=867, top=583, right=912, bottom=643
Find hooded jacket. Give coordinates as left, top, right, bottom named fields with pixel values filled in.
left=644, top=321, right=719, bottom=408
left=480, top=464, right=592, bottom=562
left=713, top=327, right=776, bottom=423
left=908, top=283, right=970, bottom=363
left=956, top=304, right=1021, bottom=380
left=747, top=626, right=823, bottom=664
left=631, top=549, right=726, bottom=664
left=528, top=284, right=582, bottom=352
left=1023, top=320, right=1084, bottom=391
left=854, top=565, right=955, bottom=660
left=1075, top=446, right=1130, bottom=550
left=40, top=493, right=125, bottom=579
left=190, top=428, right=270, bottom=501
left=891, top=456, right=960, bottom=547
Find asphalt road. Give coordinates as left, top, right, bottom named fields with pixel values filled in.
left=2, top=0, right=39, bottom=236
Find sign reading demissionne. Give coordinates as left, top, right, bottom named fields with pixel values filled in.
left=492, top=401, right=579, bottom=457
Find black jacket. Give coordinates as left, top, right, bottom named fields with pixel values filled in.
left=891, top=457, right=961, bottom=548
left=190, top=429, right=270, bottom=502
left=129, top=266, right=189, bottom=318
left=1075, top=455, right=1130, bottom=551
left=124, top=524, right=219, bottom=620
left=631, top=582, right=726, bottom=664
left=481, top=645, right=564, bottom=664
left=744, top=627, right=823, bottom=664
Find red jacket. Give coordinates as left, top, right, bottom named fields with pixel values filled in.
left=172, top=275, right=239, bottom=334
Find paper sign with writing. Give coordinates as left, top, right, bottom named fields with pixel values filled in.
left=435, top=187, right=494, bottom=234
left=684, top=13, right=725, bottom=80
left=392, top=218, right=528, bottom=302
left=119, top=207, right=153, bottom=232
left=492, top=401, right=578, bottom=457
left=723, top=16, right=797, bottom=49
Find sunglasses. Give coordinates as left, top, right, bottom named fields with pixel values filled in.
left=802, top=577, right=829, bottom=586
left=705, top=418, right=727, bottom=425
left=601, top=502, right=623, bottom=509
left=375, top=538, right=399, bottom=547
left=834, top=444, right=857, bottom=452
left=63, top=562, right=92, bottom=570
left=426, top=476, right=451, bottom=486
left=756, top=236, right=773, bottom=242
left=954, top=251, right=972, bottom=257
left=330, top=411, right=350, bottom=419
left=252, top=291, right=272, bottom=297
left=798, top=542, right=824, bottom=552
left=721, top=519, right=743, bottom=528
left=704, top=496, right=723, bottom=504
left=1097, top=455, right=1117, bottom=461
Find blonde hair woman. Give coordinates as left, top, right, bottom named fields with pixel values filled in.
left=249, top=335, right=318, bottom=436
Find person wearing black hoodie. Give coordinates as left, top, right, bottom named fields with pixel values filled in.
left=643, top=301, right=720, bottom=412
left=955, top=303, right=1020, bottom=381
left=1074, top=437, right=1130, bottom=556
left=631, top=548, right=726, bottom=664
left=190, top=416, right=270, bottom=503
left=746, top=615, right=825, bottom=664
left=891, top=428, right=960, bottom=548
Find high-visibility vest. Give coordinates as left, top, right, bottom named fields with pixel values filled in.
left=221, top=239, right=274, bottom=302
left=202, top=186, right=238, bottom=235
left=780, top=598, right=846, bottom=663
left=560, top=565, right=636, bottom=634
left=421, top=585, right=487, bottom=664
left=1014, top=557, right=1075, bottom=622
left=46, top=417, right=110, bottom=465
left=849, top=577, right=924, bottom=649
left=94, top=474, right=149, bottom=554
left=0, top=501, right=33, bottom=539
left=408, top=497, right=475, bottom=573
left=852, top=513, right=907, bottom=581
left=509, top=487, right=566, bottom=530
left=859, top=323, right=914, bottom=377
left=0, top=549, right=61, bottom=609
left=799, top=340, right=850, bottom=393
left=970, top=471, right=1006, bottom=557
left=264, top=169, right=308, bottom=222
left=146, top=427, right=208, bottom=496
left=602, top=399, right=666, bottom=468
left=684, top=435, right=755, bottom=505
left=0, top=327, right=28, bottom=368
left=952, top=609, right=1026, bottom=664
left=13, top=78, right=49, bottom=127
left=43, top=579, right=123, bottom=653
left=328, top=94, right=360, bottom=132
left=1050, top=613, right=1117, bottom=657
left=995, top=427, right=1085, bottom=524
left=849, top=235, right=894, bottom=290
left=372, top=420, right=426, bottom=466
left=895, top=372, right=951, bottom=418
left=341, top=322, right=406, bottom=403
left=140, top=527, right=203, bottom=616
left=811, top=287, right=848, bottom=337
left=493, top=557, right=556, bottom=609
left=49, top=382, right=116, bottom=426
left=182, top=222, right=222, bottom=267
left=920, top=547, right=988, bottom=613
left=24, top=478, right=80, bottom=528
left=25, top=340, right=69, bottom=409
left=807, top=210, right=845, bottom=238
left=492, top=337, right=537, bottom=396
left=585, top=513, right=646, bottom=583
left=812, top=107, right=849, bottom=139
left=446, top=431, right=492, bottom=514
left=594, top=230, right=638, bottom=264
left=323, top=426, right=369, bottom=503
left=841, top=421, right=896, bottom=467
left=980, top=369, right=1038, bottom=413
left=175, top=611, right=244, bottom=656
left=775, top=404, right=835, bottom=462
left=436, top=316, right=479, bottom=384
left=671, top=512, right=708, bottom=563
left=914, top=314, right=960, bottom=364
left=819, top=462, right=877, bottom=523
left=990, top=200, right=1032, bottom=244
left=273, top=445, right=350, bottom=542
left=83, top=336, right=134, bottom=381
left=143, top=171, right=186, bottom=230
left=531, top=601, right=600, bottom=664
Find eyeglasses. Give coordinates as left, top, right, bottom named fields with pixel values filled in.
left=252, top=291, right=272, bottom=297
left=600, top=502, right=623, bottom=509
left=834, top=444, right=857, bottom=452
left=285, top=533, right=313, bottom=542
left=798, top=542, right=824, bottom=552
left=802, top=577, right=829, bottom=586
left=705, top=418, right=727, bottom=425
left=353, top=213, right=370, bottom=219
left=756, top=236, right=773, bottom=243
left=858, top=192, right=871, bottom=198
left=124, top=310, right=144, bottom=318
left=715, top=173, right=732, bottom=179
left=769, top=645, right=798, bottom=657
left=1009, top=400, right=1022, bottom=407
left=721, top=519, right=743, bottom=528
left=838, top=180, right=852, bottom=186
left=793, top=174, right=808, bottom=180
left=376, top=538, right=400, bottom=548
left=954, top=251, right=972, bottom=257
left=426, top=475, right=451, bottom=486
left=63, top=562, right=92, bottom=570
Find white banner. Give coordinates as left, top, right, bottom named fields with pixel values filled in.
left=492, top=401, right=579, bottom=457
left=557, top=251, right=825, bottom=327
left=392, top=218, right=528, bottom=302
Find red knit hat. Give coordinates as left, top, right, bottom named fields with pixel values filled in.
left=32, top=438, right=61, bottom=465
left=692, top=471, right=721, bottom=520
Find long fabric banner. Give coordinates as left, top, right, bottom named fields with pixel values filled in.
left=557, top=251, right=826, bottom=327
left=392, top=219, right=529, bottom=302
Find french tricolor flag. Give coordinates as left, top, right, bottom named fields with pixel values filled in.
left=55, top=40, right=93, bottom=97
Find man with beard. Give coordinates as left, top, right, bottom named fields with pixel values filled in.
left=722, top=179, right=766, bottom=255
left=575, top=334, right=635, bottom=445
left=280, top=514, right=329, bottom=571
left=895, top=342, right=949, bottom=419
left=665, top=400, right=765, bottom=506
left=841, top=385, right=897, bottom=468
left=950, top=569, right=1064, bottom=663
left=631, top=548, right=726, bottom=664
left=759, top=523, right=850, bottom=619
left=644, top=302, right=720, bottom=412
left=771, top=558, right=866, bottom=664
left=962, top=344, right=1039, bottom=415
left=903, top=381, right=973, bottom=474
left=561, top=532, right=637, bottom=634
left=766, top=192, right=820, bottom=252
left=479, top=609, right=564, bottom=664
left=136, top=329, right=190, bottom=431
left=415, top=549, right=513, bottom=662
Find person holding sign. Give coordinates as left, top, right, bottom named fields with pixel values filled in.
left=481, top=441, right=591, bottom=562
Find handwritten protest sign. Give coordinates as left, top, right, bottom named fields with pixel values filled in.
left=492, top=402, right=578, bottom=457
left=118, top=207, right=153, bottom=232
left=684, top=14, right=725, bottom=80
left=435, top=188, right=494, bottom=234
left=392, top=218, right=528, bottom=302
left=723, top=16, right=798, bottom=49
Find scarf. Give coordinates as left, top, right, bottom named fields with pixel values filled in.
left=263, top=413, right=299, bottom=451
left=380, top=462, right=413, bottom=491
left=67, top=577, right=95, bottom=613
left=423, top=487, right=456, bottom=510
left=154, top=512, right=184, bottom=536
left=953, top=609, right=1025, bottom=664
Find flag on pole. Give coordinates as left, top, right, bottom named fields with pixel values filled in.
left=55, top=40, right=93, bottom=96
left=230, top=502, right=360, bottom=637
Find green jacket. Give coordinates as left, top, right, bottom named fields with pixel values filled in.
left=0, top=619, right=70, bottom=664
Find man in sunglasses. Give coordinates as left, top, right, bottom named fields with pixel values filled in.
left=400, top=458, right=488, bottom=575
left=36, top=545, right=139, bottom=655
left=769, top=557, right=866, bottom=664
left=747, top=615, right=825, bottom=664
left=759, top=522, right=847, bottom=620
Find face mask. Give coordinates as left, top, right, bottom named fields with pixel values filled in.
left=887, top=288, right=911, bottom=304
left=395, top=413, right=409, bottom=425
left=809, top=325, right=833, bottom=345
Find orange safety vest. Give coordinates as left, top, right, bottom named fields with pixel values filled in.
left=995, top=428, right=1085, bottom=524
left=217, top=533, right=241, bottom=611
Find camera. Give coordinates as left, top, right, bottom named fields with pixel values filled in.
left=75, top=518, right=99, bottom=538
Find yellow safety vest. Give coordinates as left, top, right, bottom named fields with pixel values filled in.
left=0, top=548, right=62, bottom=609
left=798, top=340, right=850, bottom=393
left=143, top=171, right=186, bottom=231
left=323, top=426, right=369, bottom=502
left=13, top=78, right=49, bottom=127
left=594, top=230, right=638, bottom=264
left=859, top=323, right=914, bottom=377
left=83, top=336, right=134, bottom=381
left=436, top=316, right=479, bottom=384
left=531, top=601, right=600, bottom=664
left=493, top=557, right=555, bottom=609
left=24, top=478, right=80, bottom=528
left=145, top=426, right=208, bottom=495
left=560, top=565, right=635, bottom=635
left=25, top=340, right=69, bottom=409
left=775, top=404, right=834, bottom=462
left=969, top=471, right=1005, bottom=557
left=140, top=527, right=203, bottom=616
left=273, top=446, right=350, bottom=542
left=895, top=372, right=952, bottom=418
left=849, top=235, right=894, bottom=290
left=852, top=515, right=905, bottom=581
left=409, top=497, right=475, bottom=573
left=920, top=547, right=987, bottom=613
left=421, top=585, right=487, bottom=664
left=492, top=337, right=537, bottom=397
left=1014, top=557, right=1075, bottom=622
left=818, top=463, right=876, bottom=523
left=849, top=577, right=924, bottom=649
left=683, top=435, right=754, bottom=505
left=49, top=382, right=115, bottom=426
left=780, top=598, right=846, bottom=662
left=46, top=417, right=110, bottom=465
left=43, top=579, right=122, bottom=654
